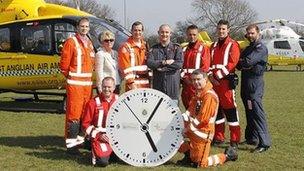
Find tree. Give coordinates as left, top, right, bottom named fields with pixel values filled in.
left=45, top=0, right=115, bottom=19
left=192, top=0, right=257, bottom=39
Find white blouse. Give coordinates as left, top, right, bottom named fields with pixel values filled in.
left=95, top=48, right=121, bottom=87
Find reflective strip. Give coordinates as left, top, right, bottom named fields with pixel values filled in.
left=208, top=155, right=220, bottom=166
left=195, top=45, right=203, bottom=69
left=100, top=143, right=108, bottom=152
left=189, top=116, right=200, bottom=126
left=69, top=72, right=92, bottom=77
left=189, top=123, right=213, bottom=140
left=85, top=125, right=94, bottom=135
left=182, top=111, right=190, bottom=122
left=211, top=64, right=229, bottom=77
left=66, top=135, right=84, bottom=148
left=134, top=79, right=149, bottom=85
left=125, top=73, right=136, bottom=80
left=126, top=43, right=135, bottom=67
left=67, top=79, right=93, bottom=86
left=223, top=42, right=232, bottom=66
left=91, top=127, right=107, bottom=138
left=211, top=42, right=217, bottom=61
left=95, top=97, right=104, bottom=128
left=228, top=121, right=239, bottom=126
left=92, top=153, right=96, bottom=165
left=216, top=70, right=223, bottom=79
left=71, top=37, right=82, bottom=74
left=182, top=69, right=196, bottom=74
left=215, top=118, right=225, bottom=124
left=206, top=90, right=219, bottom=124
left=123, top=65, right=148, bottom=74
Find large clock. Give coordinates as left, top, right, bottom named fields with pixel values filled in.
left=106, top=88, right=184, bottom=167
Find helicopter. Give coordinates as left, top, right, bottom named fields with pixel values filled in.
left=0, top=0, right=130, bottom=112
left=0, top=0, right=130, bottom=96
left=195, top=19, right=304, bottom=71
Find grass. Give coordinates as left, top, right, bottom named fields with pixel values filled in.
left=1, top=67, right=304, bottom=170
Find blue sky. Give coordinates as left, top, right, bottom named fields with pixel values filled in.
left=100, top=0, right=304, bottom=34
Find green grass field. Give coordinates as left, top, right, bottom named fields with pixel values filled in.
left=1, top=68, right=304, bottom=170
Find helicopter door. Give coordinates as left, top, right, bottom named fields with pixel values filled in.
left=14, top=21, right=62, bottom=89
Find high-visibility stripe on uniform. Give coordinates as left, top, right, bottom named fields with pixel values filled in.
left=67, top=79, right=93, bottom=86
left=125, top=73, right=136, bottom=80
left=223, top=42, right=232, bottom=66
left=126, top=43, right=135, bottom=67
left=211, top=42, right=217, bottom=61
left=123, top=65, right=148, bottom=74
left=189, top=123, right=214, bottom=140
left=215, top=118, right=225, bottom=124
left=72, top=37, right=82, bottom=75
left=206, top=90, right=219, bottom=124
left=85, top=125, right=94, bottom=135
left=228, top=121, right=239, bottom=126
left=68, top=72, right=92, bottom=77
left=134, top=79, right=149, bottom=85
left=210, top=42, right=233, bottom=79
left=195, top=45, right=203, bottom=69
left=68, top=37, right=93, bottom=79
left=182, top=110, right=190, bottom=122
left=95, top=97, right=104, bottom=128
left=66, top=135, right=84, bottom=148
left=208, top=155, right=220, bottom=166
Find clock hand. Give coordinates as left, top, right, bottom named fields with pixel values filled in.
left=146, top=97, right=163, bottom=124
left=123, top=100, right=144, bottom=126
left=145, top=131, right=158, bottom=152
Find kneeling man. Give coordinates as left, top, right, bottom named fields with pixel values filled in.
left=178, top=69, right=238, bottom=168
left=82, top=77, right=118, bottom=167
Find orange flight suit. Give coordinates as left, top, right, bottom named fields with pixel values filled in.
left=179, top=82, right=227, bottom=167
left=209, top=36, right=241, bottom=144
left=60, top=33, right=95, bottom=148
left=118, top=37, right=150, bottom=91
left=181, top=41, right=210, bottom=109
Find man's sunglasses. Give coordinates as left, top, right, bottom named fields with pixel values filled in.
left=103, top=39, right=114, bottom=42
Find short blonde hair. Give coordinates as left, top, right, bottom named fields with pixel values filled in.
left=99, top=30, right=115, bottom=43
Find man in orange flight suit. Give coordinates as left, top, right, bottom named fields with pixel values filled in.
left=60, top=17, right=95, bottom=155
left=177, top=69, right=237, bottom=168
left=118, top=21, right=150, bottom=92
left=208, top=20, right=241, bottom=147
left=182, top=24, right=210, bottom=109
left=82, top=77, right=118, bottom=167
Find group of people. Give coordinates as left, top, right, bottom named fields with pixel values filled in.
left=59, top=17, right=271, bottom=168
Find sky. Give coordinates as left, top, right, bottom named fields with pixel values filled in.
left=100, top=0, right=304, bottom=35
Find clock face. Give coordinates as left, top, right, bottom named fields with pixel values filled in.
left=106, top=88, right=184, bottom=167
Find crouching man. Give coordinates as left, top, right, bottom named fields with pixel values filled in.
left=178, top=69, right=238, bottom=168
left=82, top=77, right=118, bottom=167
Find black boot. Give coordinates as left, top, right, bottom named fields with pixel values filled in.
left=176, top=151, right=192, bottom=166
left=224, top=146, right=238, bottom=161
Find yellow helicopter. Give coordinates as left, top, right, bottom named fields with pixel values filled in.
left=195, top=19, right=304, bottom=70
left=0, top=0, right=130, bottom=92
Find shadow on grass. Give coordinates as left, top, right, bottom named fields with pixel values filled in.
left=0, top=135, right=90, bottom=165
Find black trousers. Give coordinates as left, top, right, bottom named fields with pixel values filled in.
left=242, top=97, right=271, bottom=147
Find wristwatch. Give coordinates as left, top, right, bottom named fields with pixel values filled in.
left=106, top=88, right=184, bottom=167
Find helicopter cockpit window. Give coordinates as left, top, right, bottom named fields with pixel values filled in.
left=299, top=41, right=304, bottom=52
left=0, top=28, right=11, bottom=52
left=20, top=24, right=52, bottom=54
left=274, top=41, right=291, bottom=50
left=54, top=23, right=76, bottom=53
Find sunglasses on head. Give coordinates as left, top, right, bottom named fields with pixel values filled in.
left=103, top=39, right=114, bottom=42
